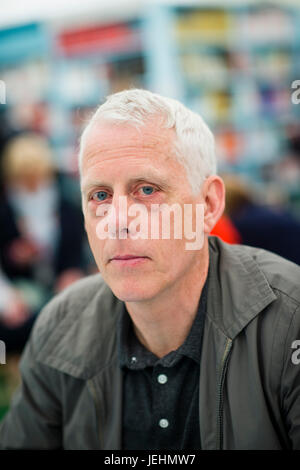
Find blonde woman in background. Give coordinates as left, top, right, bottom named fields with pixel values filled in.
left=0, top=133, right=86, bottom=350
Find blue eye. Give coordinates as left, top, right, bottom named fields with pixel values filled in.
left=141, top=186, right=155, bottom=195
left=93, top=191, right=108, bottom=201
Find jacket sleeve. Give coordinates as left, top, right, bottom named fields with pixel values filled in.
left=0, top=325, right=62, bottom=449
left=280, top=304, right=300, bottom=450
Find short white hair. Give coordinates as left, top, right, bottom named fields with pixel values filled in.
left=79, top=88, right=217, bottom=195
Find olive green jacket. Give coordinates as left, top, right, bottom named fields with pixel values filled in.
left=1, top=236, right=300, bottom=449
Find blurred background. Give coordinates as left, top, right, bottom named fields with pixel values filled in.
left=0, top=0, right=300, bottom=419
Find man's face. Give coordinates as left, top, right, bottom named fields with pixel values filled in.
left=81, top=120, right=205, bottom=303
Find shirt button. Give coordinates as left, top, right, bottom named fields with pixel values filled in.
left=159, top=418, right=169, bottom=429
left=157, top=374, right=168, bottom=384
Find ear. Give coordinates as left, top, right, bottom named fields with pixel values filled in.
left=202, top=176, right=225, bottom=234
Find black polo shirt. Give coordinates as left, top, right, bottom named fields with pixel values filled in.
left=117, top=276, right=208, bottom=451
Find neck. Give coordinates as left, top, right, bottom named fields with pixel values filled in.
left=125, top=244, right=209, bottom=358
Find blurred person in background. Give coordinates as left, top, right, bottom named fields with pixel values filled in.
left=222, top=174, right=300, bottom=265
left=0, top=112, right=35, bottom=355
left=0, top=133, right=86, bottom=318
left=0, top=264, right=35, bottom=353
left=210, top=212, right=242, bottom=244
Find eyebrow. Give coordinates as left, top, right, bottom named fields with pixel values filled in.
left=81, top=172, right=172, bottom=195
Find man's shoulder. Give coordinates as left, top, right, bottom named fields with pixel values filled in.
left=209, top=236, right=300, bottom=305
left=236, top=243, right=300, bottom=305
left=27, top=273, right=122, bottom=378
left=34, top=273, right=107, bottom=330
left=208, top=236, right=300, bottom=340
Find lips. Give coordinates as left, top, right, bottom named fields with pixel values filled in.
left=110, top=255, right=148, bottom=261
left=108, top=254, right=150, bottom=268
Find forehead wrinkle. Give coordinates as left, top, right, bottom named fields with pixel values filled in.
left=81, top=170, right=173, bottom=195
left=83, top=143, right=174, bottom=167
left=82, top=122, right=176, bottom=164
left=81, top=146, right=177, bottom=187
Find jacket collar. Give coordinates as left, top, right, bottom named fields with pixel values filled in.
left=37, top=236, right=276, bottom=379
left=207, top=236, right=276, bottom=339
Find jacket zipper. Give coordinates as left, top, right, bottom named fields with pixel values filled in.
left=87, top=379, right=103, bottom=449
left=217, top=338, right=232, bottom=449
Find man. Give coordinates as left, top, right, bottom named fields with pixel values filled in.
left=0, top=89, right=299, bottom=450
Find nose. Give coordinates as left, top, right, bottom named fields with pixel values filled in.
left=115, top=194, right=130, bottom=237
left=103, top=194, right=129, bottom=239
